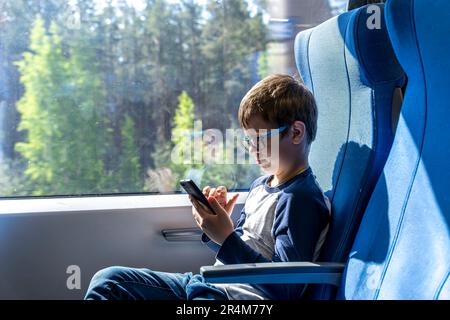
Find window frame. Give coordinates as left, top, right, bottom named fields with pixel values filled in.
left=0, top=192, right=248, bottom=215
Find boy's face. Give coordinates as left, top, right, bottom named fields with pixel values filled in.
left=243, top=115, right=303, bottom=175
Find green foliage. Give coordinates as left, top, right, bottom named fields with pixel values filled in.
left=15, top=17, right=109, bottom=195
left=201, top=0, right=267, bottom=128
left=148, top=91, right=200, bottom=192
left=114, top=116, right=143, bottom=192
left=2, top=0, right=275, bottom=196
left=258, top=52, right=269, bottom=79
left=0, top=159, right=28, bottom=197
left=201, top=163, right=262, bottom=191
left=200, top=119, right=263, bottom=190
left=150, top=91, right=263, bottom=192
left=173, top=91, right=196, bottom=146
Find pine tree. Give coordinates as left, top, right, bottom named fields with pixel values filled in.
left=15, top=17, right=109, bottom=195
left=147, top=90, right=201, bottom=191
left=172, top=91, right=202, bottom=174
left=201, top=0, right=267, bottom=129
left=4, top=0, right=306, bottom=195
left=114, top=115, right=143, bottom=192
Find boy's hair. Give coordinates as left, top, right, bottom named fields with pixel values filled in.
left=238, top=74, right=318, bottom=144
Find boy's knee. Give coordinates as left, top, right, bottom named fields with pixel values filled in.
left=90, top=266, right=130, bottom=284
left=85, top=266, right=135, bottom=300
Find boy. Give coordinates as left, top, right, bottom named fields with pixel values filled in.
left=85, top=74, right=331, bottom=300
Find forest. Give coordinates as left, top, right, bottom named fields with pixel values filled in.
left=0, top=0, right=336, bottom=197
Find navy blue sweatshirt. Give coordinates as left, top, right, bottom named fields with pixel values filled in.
left=202, top=167, right=331, bottom=300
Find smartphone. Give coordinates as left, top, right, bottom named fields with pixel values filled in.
left=180, top=180, right=216, bottom=214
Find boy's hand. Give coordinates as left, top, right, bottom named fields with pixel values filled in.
left=190, top=195, right=234, bottom=245
left=202, top=185, right=239, bottom=216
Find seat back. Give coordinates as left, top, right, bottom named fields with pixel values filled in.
left=294, top=4, right=405, bottom=299
left=338, top=0, right=450, bottom=299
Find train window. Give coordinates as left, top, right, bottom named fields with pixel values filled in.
left=0, top=0, right=345, bottom=197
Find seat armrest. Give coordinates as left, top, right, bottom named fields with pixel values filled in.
left=200, top=262, right=345, bottom=286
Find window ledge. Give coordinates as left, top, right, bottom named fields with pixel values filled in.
left=0, top=192, right=248, bottom=216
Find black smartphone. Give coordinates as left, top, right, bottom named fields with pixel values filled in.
left=180, top=180, right=216, bottom=214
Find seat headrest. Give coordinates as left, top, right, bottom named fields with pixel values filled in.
left=346, top=3, right=404, bottom=85
left=296, top=4, right=404, bottom=93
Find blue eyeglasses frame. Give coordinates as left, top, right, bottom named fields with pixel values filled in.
left=242, top=125, right=288, bottom=150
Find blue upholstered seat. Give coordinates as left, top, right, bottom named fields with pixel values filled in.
left=295, top=3, right=404, bottom=299
left=338, top=0, right=450, bottom=299
left=202, top=0, right=449, bottom=300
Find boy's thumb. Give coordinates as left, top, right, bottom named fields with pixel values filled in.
left=225, top=193, right=239, bottom=211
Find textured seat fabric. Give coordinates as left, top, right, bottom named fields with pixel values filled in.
left=294, top=4, right=404, bottom=299
left=338, top=0, right=450, bottom=299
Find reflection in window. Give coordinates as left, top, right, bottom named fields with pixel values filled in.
left=0, top=0, right=339, bottom=197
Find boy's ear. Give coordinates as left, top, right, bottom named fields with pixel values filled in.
left=291, top=121, right=306, bottom=145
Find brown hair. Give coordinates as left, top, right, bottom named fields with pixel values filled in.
left=238, top=74, right=318, bottom=144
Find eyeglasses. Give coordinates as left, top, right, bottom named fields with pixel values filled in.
left=242, top=126, right=288, bottom=151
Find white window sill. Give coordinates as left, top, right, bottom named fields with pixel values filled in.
left=0, top=192, right=248, bottom=215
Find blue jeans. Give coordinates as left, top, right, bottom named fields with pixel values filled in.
left=84, top=266, right=228, bottom=300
